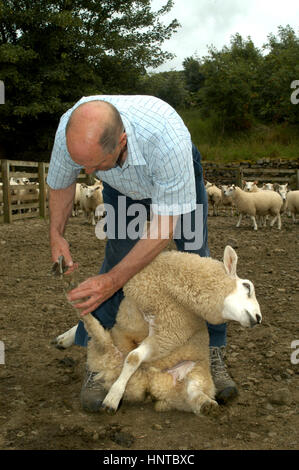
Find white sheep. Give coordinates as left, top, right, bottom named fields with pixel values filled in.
left=54, top=246, right=262, bottom=415
left=262, top=182, right=275, bottom=191
left=72, top=183, right=82, bottom=217
left=242, top=180, right=262, bottom=192
left=80, top=182, right=104, bottom=225
left=286, top=190, right=299, bottom=223
left=223, top=185, right=283, bottom=230
left=220, top=185, right=235, bottom=216
left=276, top=183, right=289, bottom=214
left=205, top=181, right=222, bottom=216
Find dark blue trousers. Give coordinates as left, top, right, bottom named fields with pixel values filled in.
left=75, top=144, right=227, bottom=347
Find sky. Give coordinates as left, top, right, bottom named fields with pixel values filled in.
left=150, top=0, right=299, bottom=71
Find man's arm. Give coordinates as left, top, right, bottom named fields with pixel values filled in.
left=48, top=183, right=76, bottom=268
left=67, top=213, right=178, bottom=316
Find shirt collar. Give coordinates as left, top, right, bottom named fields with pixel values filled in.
left=120, top=114, right=146, bottom=170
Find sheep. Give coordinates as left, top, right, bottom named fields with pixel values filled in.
left=262, top=183, right=275, bottom=191
left=80, top=182, right=104, bottom=225
left=72, top=183, right=82, bottom=217
left=205, top=181, right=222, bottom=216
left=220, top=185, right=235, bottom=216
left=53, top=246, right=262, bottom=415
left=223, top=185, right=283, bottom=230
left=276, top=183, right=289, bottom=214
left=242, top=180, right=262, bottom=192
left=286, top=190, right=299, bottom=223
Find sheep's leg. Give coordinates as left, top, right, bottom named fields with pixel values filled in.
left=251, top=216, right=258, bottom=230
left=236, top=214, right=242, bottom=227
left=186, top=376, right=218, bottom=416
left=52, top=325, right=77, bottom=349
left=102, top=336, right=157, bottom=413
left=270, top=213, right=281, bottom=230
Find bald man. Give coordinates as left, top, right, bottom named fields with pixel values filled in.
left=47, top=95, right=238, bottom=412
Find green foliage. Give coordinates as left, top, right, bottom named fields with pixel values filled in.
left=180, top=109, right=299, bottom=163
left=137, top=70, right=187, bottom=109
left=0, top=0, right=179, bottom=159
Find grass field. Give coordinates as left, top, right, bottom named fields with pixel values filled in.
left=180, top=109, right=299, bottom=163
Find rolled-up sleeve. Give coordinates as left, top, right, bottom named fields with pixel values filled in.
left=150, top=140, right=196, bottom=216
left=47, top=114, right=83, bottom=189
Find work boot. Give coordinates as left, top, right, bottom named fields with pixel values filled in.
left=210, top=346, right=238, bottom=404
left=80, top=367, right=107, bottom=412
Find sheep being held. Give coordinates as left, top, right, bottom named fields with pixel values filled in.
left=55, top=246, right=262, bottom=415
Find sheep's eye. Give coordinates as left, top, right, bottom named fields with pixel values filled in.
left=243, top=282, right=251, bottom=296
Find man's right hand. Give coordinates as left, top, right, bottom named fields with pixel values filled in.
left=51, top=234, right=78, bottom=274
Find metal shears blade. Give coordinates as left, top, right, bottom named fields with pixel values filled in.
left=51, top=255, right=68, bottom=277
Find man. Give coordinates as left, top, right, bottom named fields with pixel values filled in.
left=47, top=95, right=237, bottom=412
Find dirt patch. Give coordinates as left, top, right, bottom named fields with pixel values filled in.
left=0, top=209, right=298, bottom=450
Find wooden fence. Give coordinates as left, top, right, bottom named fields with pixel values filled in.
left=203, top=163, right=299, bottom=189
left=0, top=159, right=88, bottom=224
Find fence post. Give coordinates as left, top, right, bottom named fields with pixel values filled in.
left=235, top=167, right=243, bottom=187
left=2, top=159, right=12, bottom=223
left=296, top=169, right=299, bottom=190
left=38, top=162, right=47, bottom=219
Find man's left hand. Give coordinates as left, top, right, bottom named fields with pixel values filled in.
left=66, top=273, right=116, bottom=316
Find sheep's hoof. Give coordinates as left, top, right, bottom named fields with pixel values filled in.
left=102, top=404, right=118, bottom=415
left=51, top=337, right=66, bottom=350
left=200, top=400, right=219, bottom=417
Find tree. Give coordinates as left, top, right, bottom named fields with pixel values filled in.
left=137, top=70, right=187, bottom=109
left=198, top=34, right=263, bottom=132
left=258, top=25, right=299, bottom=124
left=0, top=0, right=179, bottom=159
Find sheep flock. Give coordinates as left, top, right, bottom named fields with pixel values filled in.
left=205, top=180, right=299, bottom=230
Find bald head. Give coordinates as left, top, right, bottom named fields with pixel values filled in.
left=65, top=100, right=126, bottom=171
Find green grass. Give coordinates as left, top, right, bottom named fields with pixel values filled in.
left=179, top=109, right=299, bottom=164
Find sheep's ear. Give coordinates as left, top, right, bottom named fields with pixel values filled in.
left=223, top=245, right=238, bottom=277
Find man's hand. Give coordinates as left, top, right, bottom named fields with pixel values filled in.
left=66, top=273, right=116, bottom=316
left=50, top=234, right=78, bottom=274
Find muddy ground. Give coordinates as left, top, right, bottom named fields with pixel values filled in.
left=0, top=207, right=298, bottom=451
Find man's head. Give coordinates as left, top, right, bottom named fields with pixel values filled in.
left=66, top=100, right=127, bottom=173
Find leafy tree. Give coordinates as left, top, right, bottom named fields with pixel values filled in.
left=258, top=25, right=299, bottom=124
left=198, top=33, right=263, bottom=132
left=0, top=0, right=179, bottom=159
left=137, top=70, right=187, bottom=109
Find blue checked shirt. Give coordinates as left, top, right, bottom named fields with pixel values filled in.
left=47, top=95, right=196, bottom=215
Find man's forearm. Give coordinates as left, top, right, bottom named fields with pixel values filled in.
left=49, top=183, right=76, bottom=238
left=108, top=214, right=178, bottom=292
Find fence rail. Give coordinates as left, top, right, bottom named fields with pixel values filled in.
left=0, top=159, right=88, bottom=224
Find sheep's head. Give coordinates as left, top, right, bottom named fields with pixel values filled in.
left=221, top=246, right=262, bottom=328
left=277, top=183, right=288, bottom=201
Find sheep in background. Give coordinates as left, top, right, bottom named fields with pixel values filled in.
left=286, top=190, right=299, bottom=223
left=242, top=180, right=262, bottom=192
left=220, top=185, right=235, bottom=216
left=223, top=185, right=283, bottom=230
left=276, top=183, right=289, bottom=214
left=80, top=182, right=104, bottom=225
left=262, top=183, right=275, bottom=191
left=72, top=183, right=82, bottom=217
left=53, top=246, right=262, bottom=416
left=205, top=181, right=222, bottom=216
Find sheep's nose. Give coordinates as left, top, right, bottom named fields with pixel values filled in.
left=256, top=314, right=262, bottom=324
